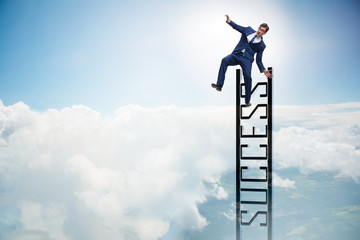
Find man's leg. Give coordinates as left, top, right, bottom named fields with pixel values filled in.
left=216, top=54, right=239, bottom=87
left=239, top=59, right=253, bottom=104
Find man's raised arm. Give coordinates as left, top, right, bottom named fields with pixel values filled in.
left=225, top=14, right=246, bottom=33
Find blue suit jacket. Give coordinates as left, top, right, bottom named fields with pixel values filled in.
left=228, top=21, right=266, bottom=72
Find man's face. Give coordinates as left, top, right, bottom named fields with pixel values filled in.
left=256, top=26, right=267, bottom=37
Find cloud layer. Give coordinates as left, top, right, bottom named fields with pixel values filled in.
left=274, top=103, right=360, bottom=182
left=0, top=101, right=359, bottom=239
left=0, top=101, right=234, bottom=240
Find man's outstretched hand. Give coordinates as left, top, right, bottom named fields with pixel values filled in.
left=225, top=14, right=230, bottom=23
left=263, top=70, right=273, bottom=79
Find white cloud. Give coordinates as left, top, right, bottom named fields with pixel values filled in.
left=204, top=175, right=229, bottom=200
left=274, top=102, right=360, bottom=129
left=0, top=231, right=52, bottom=240
left=273, top=173, right=296, bottom=189
left=0, top=101, right=360, bottom=239
left=272, top=103, right=360, bottom=182
left=222, top=202, right=236, bottom=221
left=286, top=226, right=306, bottom=236
left=19, top=201, right=66, bottom=240
left=0, top=101, right=232, bottom=240
left=274, top=125, right=360, bottom=181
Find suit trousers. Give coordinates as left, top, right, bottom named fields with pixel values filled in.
left=216, top=53, right=253, bottom=104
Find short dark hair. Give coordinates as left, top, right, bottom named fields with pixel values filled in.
left=260, top=23, right=269, bottom=33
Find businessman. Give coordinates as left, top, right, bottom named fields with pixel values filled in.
left=212, top=15, right=272, bottom=106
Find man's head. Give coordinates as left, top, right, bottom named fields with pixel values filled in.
left=256, top=23, right=269, bottom=37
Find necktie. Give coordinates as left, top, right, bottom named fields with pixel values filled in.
left=250, top=35, right=256, bottom=44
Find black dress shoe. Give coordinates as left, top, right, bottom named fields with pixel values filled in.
left=245, top=103, right=252, bottom=107
left=211, top=83, right=222, bottom=91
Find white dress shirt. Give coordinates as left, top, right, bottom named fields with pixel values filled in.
left=247, top=32, right=262, bottom=44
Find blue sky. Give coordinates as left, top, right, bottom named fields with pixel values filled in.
left=1, top=0, right=359, bottom=113
left=0, top=0, right=360, bottom=240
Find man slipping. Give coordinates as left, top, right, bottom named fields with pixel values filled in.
left=212, top=15, right=272, bottom=107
